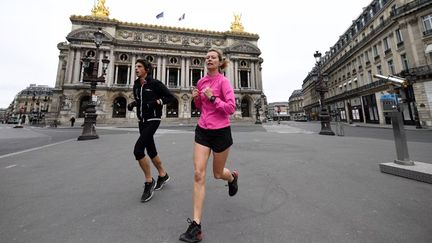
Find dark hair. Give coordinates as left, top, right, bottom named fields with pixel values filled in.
left=207, top=48, right=229, bottom=71
left=136, top=59, right=153, bottom=76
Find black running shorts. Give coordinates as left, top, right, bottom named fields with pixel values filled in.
left=194, top=125, right=233, bottom=153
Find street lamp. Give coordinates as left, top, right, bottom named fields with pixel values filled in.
left=78, top=28, right=110, bottom=141
left=312, top=51, right=335, bottom=136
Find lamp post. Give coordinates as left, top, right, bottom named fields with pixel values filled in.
left=78, top=28, right=110, bottom=140
left=312, top=51, right=335, bottom=136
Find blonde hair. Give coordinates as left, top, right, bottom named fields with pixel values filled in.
left=207, top=48, right=229, bottom=71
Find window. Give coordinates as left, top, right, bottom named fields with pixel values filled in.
left=167, top=68, right=179, bottom=87
left=368, top=70, right=373, bottom=83
left=391, top=4, right=397, bottom=16
left=240, top=60, right=248, bottom=67
left=166, top=98, right=178, bottom=117
left=86, top=50, right=95, bottom=57
left=423, top=14, right=432, bottom=35
left=395, top=29, right=404, bottom=44
left=383, top=37, right=390, bottom=51
left=373, top=44, right=379, bottom=57
left=192, top=58, right=201, bottom=66
left=119, top=54, right=128, bottom=61
left=377, top=65, right=382, bottom=75
left=401, top=54, right=409, bottom=70
left=145, top=55, right=154, bottom=63
left=116, top=65, right=129, bottom=85
left=240, top=70, right=249, bottom=88
left=190, top=69, right=202, bottom=86
left=387, top=59, right=395, bottom=74
left=191, top=100, right=200, bottom=117
left=169, top=57, right=178, bottom=64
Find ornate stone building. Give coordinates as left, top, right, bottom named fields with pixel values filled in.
left=302, top=0, right=432, bottom=128
left=51, top=1, right=265, bottom=125
left=6, top=84, right=54, bottom=124
left=288, top=89, right=306, bottom=121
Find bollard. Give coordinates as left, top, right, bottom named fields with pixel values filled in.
left=387, top=111, right=414, bottom=165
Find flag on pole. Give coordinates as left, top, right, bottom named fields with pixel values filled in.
left=156, top=12, right=164, bottom=19
left=178, top=13, right=185, bottom=21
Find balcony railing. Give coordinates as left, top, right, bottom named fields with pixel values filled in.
left=393, top=0, right=432, bottom=17
left=400, top=65, right=432, bottom=79
left=423, top=29, right=432, bottom=37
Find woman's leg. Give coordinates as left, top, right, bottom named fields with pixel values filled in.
left=212, top=148, right=234, bottom=182
left=193, top=142, right=211, bottom=224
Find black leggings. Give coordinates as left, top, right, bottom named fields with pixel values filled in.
left=134, top=120, right=161, bottom=160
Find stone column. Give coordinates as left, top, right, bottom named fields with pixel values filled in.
left=73, top=50, right=81, bottom=83
left=161, top=56, right=167, bottom=85
left=234, top=59, right=239, bottom=89
left=181, top=57, right=186, bottom=87
left=157, top=55, right=162, bottom=80
left=55, top=55, right=65, bottom=88
left=114, top=66, right=118, bottom=85
left=131, top=54, right=136, bottom=83
left=107, top=49, right=115, bottom=87
left=65, top=48, right=75, bottom=84
left=127, top=66, right=131, bottom=85
left=251, top=61, right=256, bottom=89
left=185, top=58, right=190, bottom=87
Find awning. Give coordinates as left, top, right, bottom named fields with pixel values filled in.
left=425, top=44, right=432, bottom=53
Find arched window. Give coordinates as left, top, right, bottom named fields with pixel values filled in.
left=166, top=98, right=179, bottom=118
left=79, top=96, right=91, bottom=118
left=241, top=98, right=250, bottom=117
left=112, top=97, right=127, bottom=118
left=191, top=100, right=200, bottom=117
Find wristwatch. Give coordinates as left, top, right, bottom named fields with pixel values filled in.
left=209, top=95, right=216, bottom=103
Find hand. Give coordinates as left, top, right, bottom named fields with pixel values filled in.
left=203, top=87, right=213, bottom=99
left=191, top=87, right=200, bottom=98
left=127, top=101, right=137, bottom=111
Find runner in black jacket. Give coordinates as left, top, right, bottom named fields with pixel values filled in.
left=128, top=59, right=175, bottom=202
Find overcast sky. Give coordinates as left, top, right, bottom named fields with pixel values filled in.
left=0, top=0, right=372, bottom=108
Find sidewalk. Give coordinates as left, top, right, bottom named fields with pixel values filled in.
left=347, top=121, right=432, bottom=131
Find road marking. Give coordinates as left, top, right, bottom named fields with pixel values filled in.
left=0, top=139, right=75, bottom=159
left=5, top=164, right=17, bottom=169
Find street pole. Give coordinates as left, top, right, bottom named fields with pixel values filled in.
left=78, top=28, right=109, bottom=141
left=313, top=51, right=335, bottom=136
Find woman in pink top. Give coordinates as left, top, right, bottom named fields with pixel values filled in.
left=179, top=48, right=239, bottom=243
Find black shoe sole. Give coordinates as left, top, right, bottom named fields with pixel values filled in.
left=179, top=235, right=202, bottom=243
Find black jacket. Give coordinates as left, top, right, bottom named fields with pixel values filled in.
left=130, top=76, right=175, bottom=122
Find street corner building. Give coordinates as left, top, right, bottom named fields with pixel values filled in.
left=50, top=0, right=266, bottom=125
left=300, top=0, right=432, bottom=128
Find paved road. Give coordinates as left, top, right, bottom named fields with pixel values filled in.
left=0, top=125, right=131, bottom=156
left=0, top=122, right=431, bottom=242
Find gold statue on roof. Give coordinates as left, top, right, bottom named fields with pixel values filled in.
left=230, top=13, right=244, bottom=32
left=91, top=0, right=110, bottom=18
